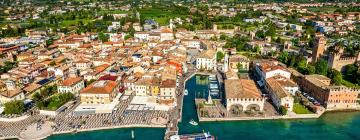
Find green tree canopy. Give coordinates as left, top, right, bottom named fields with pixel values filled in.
left=4, top=100, right=25, bottom=115
left=216, top=51, right=225, bottom=62
left=315, top=60, right=328, bottom=76
left=98, top=32, right=109, bottom=42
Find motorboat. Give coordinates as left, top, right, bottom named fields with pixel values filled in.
left=189, top=119, right=198, bottom=126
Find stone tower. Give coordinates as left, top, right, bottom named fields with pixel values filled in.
left=312, top=35, right=327, bottom=64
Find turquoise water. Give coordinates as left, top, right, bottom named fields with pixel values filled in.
left=48, top=75, right=360, bottom=140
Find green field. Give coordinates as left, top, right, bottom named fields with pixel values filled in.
left=306, top=6, right=339, bottom=13
left=61, top=19, right=92, bottom=27
left=99, top=10, right=130, bottom=15
left=139, top=8, right=185, bottom=25
left=293, top=103, right=313, bottom=114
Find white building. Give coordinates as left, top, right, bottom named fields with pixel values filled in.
left=134, top=32, right=149, bottom=41
left=159, top=79, right=176, bottom=104
left=58, top=77, right=85, bottom=94
left=160, top=28, right=174, bottom=41
left=254, top=61, right=291, bottom=86
left=265, top=77, right=294, bottom=113
left=196, top=49, right=217, bottom=70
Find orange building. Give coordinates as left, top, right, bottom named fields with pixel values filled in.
left=298, top=74, right=359, bottom=110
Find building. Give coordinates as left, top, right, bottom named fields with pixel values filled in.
left=228, top=54, right=250, bottom=72
left=75, top=59, right=92, bottom=70
left=311, top=34, right=327, bottom=63
left=0, top=89, right=25, bottom=105
left=254, top=61, right=291, bottom=86
left=58, top=77, right=85, bottom=94
left=134, top=32, right=149, bottom=41
left=0, top=81, right=25, bottom=105
left=225, top=79, right=265, bottom=113
left=196, top=49, right=217, bottom=70
left=80, top=80, right=118, bottom=104
left=298, top=74, right=359, bottom=110
left=159, top=79, right=176, bottom=105
left=160, top=28, right=174, bottom=41
left=265, top=77, right=294, bottom=113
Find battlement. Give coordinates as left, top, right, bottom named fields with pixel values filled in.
left=336, top=56, right=357, bottom=61
left=328, top=86, right=360, bottom=92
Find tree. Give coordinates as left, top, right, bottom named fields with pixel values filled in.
left=315, top=60, right=328, bottom=76
left=280, top=106, right=288, bottom=115
left=255, top=30, right=265, bottom=39
left=307, top=65, right=316, bottom=74
left=288, top=54, right=296, bottom=67
left=4, top=100, right=25, bottom=115
left=128, top=27, right=136, bottom=36
left=86, top=79, right=96, bottom=87
left=216, top=51, right=225, bottom=62
left=220, top=34, right=227, bottom=40
left=328, top=69, right=342, bottom=85
left=277, top=51, right=289, bottom=64
left=49, top=61, right=56, bottom=66
left=98, top=32, right=109, bottom=42
left=237, top=63, right=243, bottom=71
left=253, top=46, right=260, bottom=53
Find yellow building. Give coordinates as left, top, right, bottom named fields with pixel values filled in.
left=229, top=54, right=250, bottom=72
left=80, top=80, right=118, bottom=104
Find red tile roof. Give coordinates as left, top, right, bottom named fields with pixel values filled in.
left=60, top=77, right=83, bottom=86
left=80, top=80, right=118, bottom=94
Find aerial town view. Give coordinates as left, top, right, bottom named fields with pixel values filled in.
left=0, top=0, right=360, bottom=140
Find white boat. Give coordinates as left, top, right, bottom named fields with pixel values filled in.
left=170, top=132, right=215, bottom=140
left=184, top=89, right=188, bottom=96
left=189, top=119, right=198, bottom=126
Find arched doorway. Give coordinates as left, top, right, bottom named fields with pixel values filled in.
left=246, top=104, right=260, bottom=112
left=229, top=104, right=243, bottom=116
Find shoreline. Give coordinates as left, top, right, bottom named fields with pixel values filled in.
left=198, top=114, right=322, bottom=122
left=1, top=124, right=166, bottom=140
left=53, top=124, right=166, bottom=135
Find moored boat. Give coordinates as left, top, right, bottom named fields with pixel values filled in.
left=189, top=119, right=198, bottom=126
left=170, top=132, right=215, bottom=140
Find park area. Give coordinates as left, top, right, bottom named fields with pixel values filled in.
left=293, top=103, right=313, bottom=114
left=32, top=86, right=74, bottom=111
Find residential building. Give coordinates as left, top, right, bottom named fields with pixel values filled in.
left=58, top=77, right=85, bottom=94
left=196, top=49, right=217, bottom=70
left=265, top=77, right=294, bottom=112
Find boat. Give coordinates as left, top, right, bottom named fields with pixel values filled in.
left=189, top=119, right=198, bottom=126
left=170, top=132, right=215, bottom=140
left=210, top=91, right=219, bottom=96
left=184, top=89, right=188, bottom=96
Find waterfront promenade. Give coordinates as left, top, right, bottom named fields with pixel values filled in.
left=0, top=93, right=169, bottom=140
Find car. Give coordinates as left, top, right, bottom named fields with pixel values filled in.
left=314, top=102, right=321, bottom=106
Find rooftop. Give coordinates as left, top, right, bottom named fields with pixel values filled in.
left=266, top=78, right=291, bottom=98
left=225, top=79, right=262, bottom=99
left=80, top=80, right=118, bottom=94
left=59, top=77, right=83, bottom=87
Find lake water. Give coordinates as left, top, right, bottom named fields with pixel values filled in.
left=47, top=75, right=360, bottom=140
